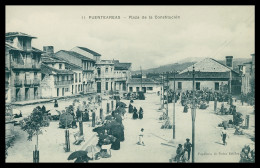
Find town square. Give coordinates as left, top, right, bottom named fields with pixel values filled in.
left=5, top=6, right=255, bottom=163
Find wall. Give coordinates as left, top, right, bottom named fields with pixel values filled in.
left=41, top=74, right=55, bottom=98
left=128, top=83, right=161, bottom=93
left=241, top=75, right=251, bottom=94
left=168, top=80, right=229, bottom=92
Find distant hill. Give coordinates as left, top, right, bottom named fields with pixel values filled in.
left=132, top=57, right=251, bottom=74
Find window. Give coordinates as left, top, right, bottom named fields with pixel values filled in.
left=79, top=73, right=81, bottom=82
left=59, top=64, right=62, bottom=69
left=215, top=82, right=219, bottom=91
left=136, top=87, right=139, bottom=92
left=75, top=73, right=78, bottom=83
left=52, top=64, right=54, bottom=67
left=178, top=82, right=182, bottom=89
left=62, top=75, right=65, bottom=81
left=196, top=82, right=200, bottom=90
left=147, top=87, right=153, bottom=91
left=34, top=72, right=38, bottom=76
left=15, top=72, right=19, bottom=76
left=65, top=88, right=69, bottom=92
left=129, top=87, right=133, bottom=92
left=78, top=85, right=80, bottom=92
left=105, top=68, right=108, bottom=73
left=97, top=68, right=101, bottom=77
left=106, top=82, right=108, bottom=90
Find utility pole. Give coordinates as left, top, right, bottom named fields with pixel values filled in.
left=140, top=66, right=142, bottom=92
left=162, top=72, right=165, bottom=109
left=172, top=71, right=178, bottom=139
left=191, top=65, right=196, bottom=163
left=166, top=72, right=169, bottom=116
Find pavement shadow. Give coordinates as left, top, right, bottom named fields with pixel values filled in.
left=214, top=141, right=224, bottom=145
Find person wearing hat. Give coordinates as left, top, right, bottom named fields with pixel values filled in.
left=175, top=144, right=184, bottom=162
left=184, top=138, right=192, bottom=161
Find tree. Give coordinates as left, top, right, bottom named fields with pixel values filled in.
left=20, top=106, right=47, bottom=150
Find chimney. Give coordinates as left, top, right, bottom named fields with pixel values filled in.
left=225, top=56, right=233, bottom=69
left=43, top=46, right=54, bottom=55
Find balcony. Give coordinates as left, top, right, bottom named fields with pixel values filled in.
left=24, top=79, right=33, bottom=87
left=12, top=62, right=41, bottom=70
left=14, top=79, right=22, bottom=87
left=33, top=78, right=41, bottom=86
left=114, top=77, right=127, bottom=81
left=54, top=80, right=73, bottom=85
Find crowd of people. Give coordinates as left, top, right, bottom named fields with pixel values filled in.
left=128, top=102, right=144, bottom=119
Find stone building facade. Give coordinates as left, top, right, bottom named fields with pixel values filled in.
left=5, top=32, right=43, bottom=102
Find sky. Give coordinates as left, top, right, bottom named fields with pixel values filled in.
left=6, top=6, right=255, bottom=70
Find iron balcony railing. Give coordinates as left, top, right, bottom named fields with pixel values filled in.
left=54, top=80, right=73, bottom=85
left=33, top=78, right=41, bottom=85
left=12, top=62, right=41, bottom=69
left=14, top=79, right=22, bottom=87
left=24, top=79, right=33, bottom=86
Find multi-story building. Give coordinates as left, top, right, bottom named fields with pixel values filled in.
left=95, top=60, right=115, bottom=94
left=41, top=54, right=74, bottom=98
left=113, top=60, right=132, bottom=93
left=238, top=53, right=255, bottom=94
left=55, top=49, right=96, bottom=94
left=5, top=32, right=43, bottom=102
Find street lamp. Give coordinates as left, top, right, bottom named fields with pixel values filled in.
left=172, top=70, right=178, bottom=139
left=190, top=65, right=197, bottom=163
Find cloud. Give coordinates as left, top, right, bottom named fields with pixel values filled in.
left=6, top=6, right=254, bottom=70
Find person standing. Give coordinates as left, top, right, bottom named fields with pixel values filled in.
left=54, top=99, right=58, bottom=108
left=175, top=144, right=184, bottom=162
left=138, top=128, right=145, bottom=146
left=221, top=127, right=228, bottom=145
left=184, top=138, right=192, bottom=161
left=138, top=107, right=143, bottom=119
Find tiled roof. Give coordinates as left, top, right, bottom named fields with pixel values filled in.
left=5, top=32, right=36, bottom=38
left=32, top=47, right=44, bottom=53
left=5, top=42, right=23, bottom=51
left=128, top=78, right=160, bottom=84
left=57, top=50, right=95, bottom=62
left=41, top=63, right=74, bottom=75
left=113, top=61, right=131, bottom=70
left=77, top=46, right=101, bottom=56
left=169, top=71, right=231, bottom=79
left=210, top=58, right=239, bottom=74
left=42, top=56, right=67, bottom=63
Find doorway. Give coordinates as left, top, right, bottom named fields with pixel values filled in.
left=34, top=87, right=38, bottom=99
left=25, top=88, right=30, bottom=100
left=62, top=88, right=65, bottom=96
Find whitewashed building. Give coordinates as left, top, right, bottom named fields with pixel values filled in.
left=238, top=53, right=255, bottom=94
left=168, top=57, right=241, bottom=95
left=128, top=76, right=161, bottom=93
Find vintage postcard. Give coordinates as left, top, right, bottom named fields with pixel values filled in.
left=5, top=5, right=255, bottom=163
